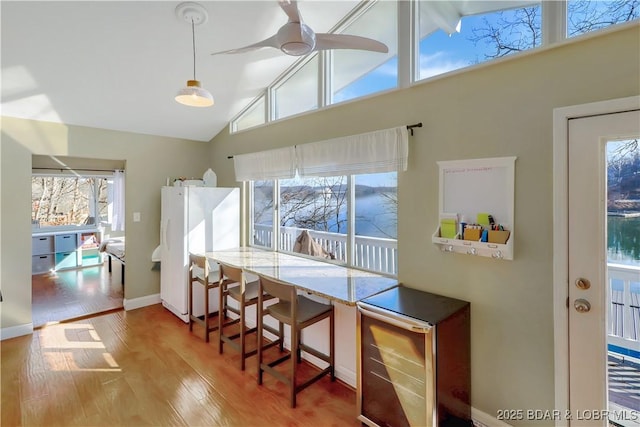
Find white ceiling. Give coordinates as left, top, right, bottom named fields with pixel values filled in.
left=1, top=1, right=360, bottom=142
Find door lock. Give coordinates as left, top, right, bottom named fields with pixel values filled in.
left=575, top=278, right=591, bottom=290
left=574, top=299, right=591, bottom=313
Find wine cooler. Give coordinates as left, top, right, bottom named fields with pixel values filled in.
left=357, top=286, right=471, bottom=427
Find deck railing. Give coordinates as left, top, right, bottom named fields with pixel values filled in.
left=608, top=263, right=640, bottom=355
left=255, top=226, right=638, bottom=352
left=253, top=224, right=398, bottom=276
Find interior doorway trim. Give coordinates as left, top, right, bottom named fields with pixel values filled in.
left=552, top=95, right=640, bottom=426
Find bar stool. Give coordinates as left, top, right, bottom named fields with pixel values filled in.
left=188, top=253, right=228, bottom=342
left=256, top=275, right=335, bottom=408
left=218, top=262, right=278, bottom=370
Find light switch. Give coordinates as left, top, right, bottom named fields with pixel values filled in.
left=133, top=212, right=141, bottom=222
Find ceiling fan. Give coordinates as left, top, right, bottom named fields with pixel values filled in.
left=211, top=0, right=389, bottom=57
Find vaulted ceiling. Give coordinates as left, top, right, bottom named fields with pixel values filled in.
left=1, top=1, right=359, bottom=142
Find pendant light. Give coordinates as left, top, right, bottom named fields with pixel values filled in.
left=175, top=2, right=213, bottom=107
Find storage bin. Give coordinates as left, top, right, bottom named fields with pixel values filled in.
left=463, top=228, right=482, bottom=241
left=55, top=252, right=77, bottom=270
left=32, top=236, right=54, bottom=255
left=488, top=230, right=510, bottom=244
left=55, top=234, right=78, bottom=252
left=32, top=254, right=54, bottom=274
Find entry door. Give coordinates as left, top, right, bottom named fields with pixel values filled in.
left=568, top=109, right=640, bottom=424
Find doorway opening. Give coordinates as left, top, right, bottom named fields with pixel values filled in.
left=31, top=155, right=125, bottom=327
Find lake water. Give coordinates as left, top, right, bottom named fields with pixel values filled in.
left=608, top=216, right=640, bottom=266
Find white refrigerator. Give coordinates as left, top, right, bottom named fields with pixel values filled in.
left=160, top=186, right=239, bottom=322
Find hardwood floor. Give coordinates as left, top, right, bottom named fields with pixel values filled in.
left=1, top=304, right=358, bottom=426
left=32, top=265, right=124, bottom=328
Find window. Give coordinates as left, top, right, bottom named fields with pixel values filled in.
left=230, top=0, right=638, bottom=134
left=417, top=2, right=542, bottom=81
left=273, top=54, right=319, bottom=120
left=567, top=0, right=640, bottom=38
left=233, top=95, right=266, bottom=132
left=251, top=180, right=274, bottom=248
left=331, top=0, right=398, bottom=103
left=32, top=175, right=109, bottom=229
left=250, top=171, right=398, bottom=276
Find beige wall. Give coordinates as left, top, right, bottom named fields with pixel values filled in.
left=0, top=118, right=211, bottom=328
left=207, top=25, right=640, bottom=421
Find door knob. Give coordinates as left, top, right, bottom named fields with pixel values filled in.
left=574, top=299, right=591, bottom=313
left=575, top=278, right=591, bottom=290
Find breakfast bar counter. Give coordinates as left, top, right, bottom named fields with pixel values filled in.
left=205, top=246, right=399, bottom=387
left=206, top=246, right=399, bottom=305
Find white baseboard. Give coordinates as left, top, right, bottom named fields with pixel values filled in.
left=1, top=322, right=34, bottom=341
left=123, top=293, right=161, bottom=311
left=472, top=407, right=513, bottom=427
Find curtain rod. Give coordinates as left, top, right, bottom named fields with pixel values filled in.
left=227, top=122, right=422, bottom=159
left=32, top=167, right=120, bottom=173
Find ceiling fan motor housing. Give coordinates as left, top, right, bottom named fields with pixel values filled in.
left=278, top=22, right=316, bottom=56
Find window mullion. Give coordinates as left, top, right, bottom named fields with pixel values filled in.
left=543, top=0, right=567, bottom=45
left=398, top=0, right=414, bottom=87
left=273, top=180, right=280, bottom=251
left=347, top=175, right=355, bottom=267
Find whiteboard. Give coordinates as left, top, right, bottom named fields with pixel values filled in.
left=438, top=157, right=516, bottom=227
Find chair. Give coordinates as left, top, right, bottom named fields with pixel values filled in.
left=218, top=262, right=278, bottom=370
left=256, top=275, right=335, bottom=408
left=188, top=253, right=229, bottom=342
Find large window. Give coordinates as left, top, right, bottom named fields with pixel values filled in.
left=32, top=175, right=110, bottom=229
left=230, top=0, right=639, bottom=133
left=417, top=2, right=542, bottom=81
left=331, top=0, right=398, bottom=103
left=251, top=172, right=398, bottom=275
left=273, top=54, right=319, bottom=120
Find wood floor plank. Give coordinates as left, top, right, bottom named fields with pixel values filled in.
left=3, top=302, right=358, bottom=426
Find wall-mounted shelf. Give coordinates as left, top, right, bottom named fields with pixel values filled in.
left=431, top=156, right=516, bottom=260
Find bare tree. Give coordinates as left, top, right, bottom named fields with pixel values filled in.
left=469, top=1, right=639, bottom=60
left=280, top=176, right=347, bottom=233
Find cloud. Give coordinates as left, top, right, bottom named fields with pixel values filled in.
left=418, top=51, right=468, bottom=79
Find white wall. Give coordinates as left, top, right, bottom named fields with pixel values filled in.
left=206, top=25, right=640, bottom=424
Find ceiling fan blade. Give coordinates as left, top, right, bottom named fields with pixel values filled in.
left=315, top=33, right=389, bottom=53
left=278, top=0, right=302, bottom=23
left=211, top=35, right=279, bottom=55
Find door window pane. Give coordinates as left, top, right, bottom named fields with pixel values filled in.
left=332, top=0, right=398, bottom=103
left=273, top=55, right=319, bottom=120
left=605, top=138, right=640, bottom=418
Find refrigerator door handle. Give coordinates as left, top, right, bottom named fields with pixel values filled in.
left=165, top=219, right=171, bottom=251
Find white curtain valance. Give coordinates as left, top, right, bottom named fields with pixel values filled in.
left=234, top=146, right=297, bottom=181
left=233, top=126, right=409, bottom=181
left=296, top=126, right=408, bottom=177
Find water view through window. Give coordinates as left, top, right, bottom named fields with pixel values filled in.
left=607, top=139, right=640, bottom=267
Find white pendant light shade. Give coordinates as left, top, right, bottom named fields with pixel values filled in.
left=175, top=80, right=214, bottom=107
left=175, top=3, right=213, bottom=108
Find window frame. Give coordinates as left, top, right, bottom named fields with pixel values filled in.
left=249, top=172, right=398, bottom=277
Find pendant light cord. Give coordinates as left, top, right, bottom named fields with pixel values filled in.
left=191, top=19, right=197, bottom=80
